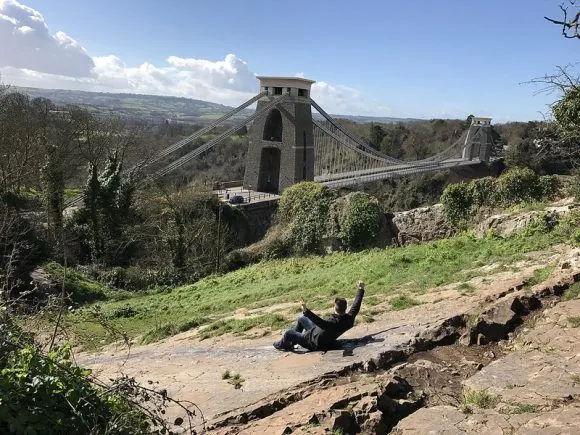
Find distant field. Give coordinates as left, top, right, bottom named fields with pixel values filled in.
left=31, top=211, right=579, bottom=350
left=16, top=86, right=420, bottom=125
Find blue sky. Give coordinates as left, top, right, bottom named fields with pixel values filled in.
left=1, top=0, right=577, bottom=121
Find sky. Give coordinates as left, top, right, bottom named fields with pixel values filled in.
left=0, top=0, right=578, bottom=121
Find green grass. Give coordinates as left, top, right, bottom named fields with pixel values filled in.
left=225, top=372, right=245, bottom=389
left=389, top=295, right=422, bottom=311
left=43, top=262, right=110, bottom=304
left=37, top=211, right=580, bottom=349
left=567, top=316, right=580, bottom=328
left=508, top=403, right=542, bottom=414
left=522, top=265, right=556, bottom=289
left=457, top=282, right=476, bottom=293
left=461, top=389, right=500, bottom=409
left=562, top=282, right=580, bottom=301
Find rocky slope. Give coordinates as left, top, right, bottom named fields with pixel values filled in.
left=75, top=199, right=580, bottom=434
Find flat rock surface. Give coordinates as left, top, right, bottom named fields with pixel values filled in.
left=393, top=298, right=580, bottom=434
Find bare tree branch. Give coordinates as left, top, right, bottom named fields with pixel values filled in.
left=545, top=1, right=580, bottom=39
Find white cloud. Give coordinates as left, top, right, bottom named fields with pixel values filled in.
left=0, top=0, right=94, bottom=77
left=311, top=81, right=392, bottom=116
left=0, top=1, right=391, bottom=116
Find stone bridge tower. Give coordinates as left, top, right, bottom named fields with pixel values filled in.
left=243, top=76, right=315, bottom=194
left=462, top=117, right=494, bottom=163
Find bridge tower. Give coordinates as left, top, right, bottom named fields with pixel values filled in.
left=462, top=117, right=494, bottom=163
left=243, top=76, right=315, bottom=194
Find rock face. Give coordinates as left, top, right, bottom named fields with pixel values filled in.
left=391, top=204, right=457, bottom=246
left=475, top=202, right=578, bottom=239
left=475, top=211, right=544, bottom=239
left=393, top=297, right=580, bottom=434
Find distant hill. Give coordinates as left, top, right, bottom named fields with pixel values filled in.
left=16, top=86, right=420, bottom=125
left=16, top=86, right=252, bottom=124
left=315, top=113, right=421, bottom=124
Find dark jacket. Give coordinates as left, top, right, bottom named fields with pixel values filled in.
left=303, top=288, right=365, bottom=350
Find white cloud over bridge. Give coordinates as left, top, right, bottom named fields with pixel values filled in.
left=0, top=0, right=390, bottom=115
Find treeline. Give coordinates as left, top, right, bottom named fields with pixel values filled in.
left=0, top=85, right=252, bottom=305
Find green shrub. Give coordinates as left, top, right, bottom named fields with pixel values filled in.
left=0, top=314, right=149, bottom=434
left=553, top=87, right=580, bottom=132
left=278, top=182, right=336, bottom=254
left=468, top=176, right=497, bottom=208
left=519, top=213, right=558, bottom=237
left=538, top=175, right=561, bottom=200
left=572, top=170, right=580, bottom=201
left=278, top=182, right=333, bottom=223
left=441, top=183, right=474, bottom=223
left=573, top=230, right=580, bottom=246
left=221, top=249, right=258, bottom=272
left=44, top=262, right=108, bottom=304
left=262, top=236, right=293, bottom=260
left=338, top=192, right=383, bottom=250
left=496, top=167, right=541, bottom=205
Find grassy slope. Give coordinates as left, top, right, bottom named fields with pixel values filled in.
left=58, top=211, right=579, bottom=350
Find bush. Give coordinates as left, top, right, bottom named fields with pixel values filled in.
left=496, top=167, right=541, bottom=205
left=43, top=262, right=108, bottom=304
left=277, top=182, right=332, bottom=223
left=538, top=175, right=561, bottom=200
left=262, top=236, right=293, bottom=260
left=468, top=177, right=496, bottom=208
left=221, top=249, right=258, bottom=272
left=441, top=183, right=474, bottom=223
left=278, top=182, right=336, bottom=254
left=0, top=315, right=149, bottom=434
left=0, top=204, right=48, bottom=302
left=572, top=170, right=580, bottom=201
left=338, top=192, right=383, bottom=250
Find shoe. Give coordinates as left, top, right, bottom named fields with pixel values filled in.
left=273, top=341, right=291, bottom=351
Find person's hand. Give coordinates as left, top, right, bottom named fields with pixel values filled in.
left=300, top=299, right=307, bottom=312
left=358, top=280, right=365, bottom=290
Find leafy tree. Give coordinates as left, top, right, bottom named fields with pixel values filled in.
left=42, top=146, right=65, bottom=244
left=379, top=123, right=407, bottom=158
left=79, top=154, right=136, bottom=265
left=368, top=123, right=386, bottom=150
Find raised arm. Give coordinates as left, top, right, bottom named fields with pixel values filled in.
left=348, top=281, right=365, bottom=317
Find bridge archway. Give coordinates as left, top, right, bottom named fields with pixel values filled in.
left=263, top=109, right=283, bottom=142
left=257, top=147, right=281, bottom=193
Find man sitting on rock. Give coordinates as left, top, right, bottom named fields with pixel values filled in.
left=274, top=280, right=365, bottom=352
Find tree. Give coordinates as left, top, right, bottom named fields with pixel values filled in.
left=79, top=153, right=137, bottom=264
left=0, top=89, right=40, bottom=192
left=545, top=1, right=580, bottom=39
left=368, top=123, right=386, bottom=150
left=379, top=123, right=407, bottom=158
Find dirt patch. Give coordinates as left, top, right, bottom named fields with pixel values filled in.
left=394, top=342, right=505, bottom=408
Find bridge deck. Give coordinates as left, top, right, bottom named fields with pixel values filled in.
left=214, top=186, right=280, bottom=207
left=316, top=158, right=481, bottom=189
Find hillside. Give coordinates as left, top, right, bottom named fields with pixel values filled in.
left=62, top=199, right=579, bottom=432
left=16, top=86, right=253, bottom=123
left=16, top=86, right=420, bottom=124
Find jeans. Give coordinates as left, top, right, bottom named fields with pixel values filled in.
left=278, top=314, right=315, bottom=350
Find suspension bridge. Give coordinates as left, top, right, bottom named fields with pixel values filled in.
left=66, top=76, right=494, bottom=207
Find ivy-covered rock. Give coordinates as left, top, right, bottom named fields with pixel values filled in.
left=440, top=182, right=474, bottom=223
left=336, top=192, right=383, bottom=250
left=495, top=167, right=541, bottom=205
left=278, top=182, right=336, bottom=254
